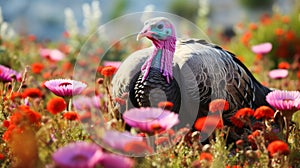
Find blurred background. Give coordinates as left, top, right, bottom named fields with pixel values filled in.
left=0, top=0, right=294, bottom=41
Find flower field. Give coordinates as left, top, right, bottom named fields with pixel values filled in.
left=1, top=1, right=300, bottom=168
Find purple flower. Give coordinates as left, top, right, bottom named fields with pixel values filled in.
left=266, top=90, right=300, bottom=112
left=40, top=48, right=65, bottom=61
left=251, top=42, right=272, bottom=54
left=52, top=141, right=103, bottom=168
left=0, top=65, right=21, bottom=82
left=123, top=107, right=179, bottom=133
left=101, top=130, right=143, bottom=151
left=44, top=79, right=87, bottom=97
left=99, top=153, right=134, bottom=168
left=268, top=69, right=288, bottom=79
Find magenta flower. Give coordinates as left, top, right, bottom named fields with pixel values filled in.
left=123, top=107, right=179, bottom=133
left=52, top=141, right=103, bottom=168
left=266, top=90, right=300, bottom=112
left=44, top=79, right=87, bottom=97
left=0, top=65, right=21, bottom=82
left=266, top=90, right=300, bottom=142
left=99, top=153, right=134, bottom=168
left=103, top=61, right=122, bottom=69
left=268, top=69, right=288, bottom=79
left=40, top=48, right=65, bottom=61
left=251, top=42, right=272, bottom=54
left=101, top=130, right=143, bottom=151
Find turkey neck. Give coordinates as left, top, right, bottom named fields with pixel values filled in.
left=141, top=36, right=176, bottom=83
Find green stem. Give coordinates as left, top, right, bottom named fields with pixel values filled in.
left=284, top=116, right=291, bottom=142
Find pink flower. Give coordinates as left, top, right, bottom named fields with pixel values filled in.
left=251, top=42, right=272, bottom=54
left=103, top=61, right=122, bottom=69
left=268, top=69, right=288, bottom=79
left=0, top=65, right=21, bottom=82
left=44, top=79, right=87, bottom=97
left=101, top=130, right=144, bottom=151
left=266, top=90, right=300, bottom=111
left=99, top=153, right=135, bottom=168
left=52, top=141, right=103, bottom=168
left=123, top=107, right=179, bottom=133
left=40, top=48, right=65, bottom=61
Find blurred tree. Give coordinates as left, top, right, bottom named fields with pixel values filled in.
left=238, top=0, right=274, bottom=9
left=168, top=0, right=199, bottom=22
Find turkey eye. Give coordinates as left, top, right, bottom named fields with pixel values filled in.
left=157, top=24, right=164, bottom=29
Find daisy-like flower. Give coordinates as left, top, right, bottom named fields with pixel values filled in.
left=52, top=141, right=103, bottom=168
left=123, top=107, right=179, bottom=133
left=268, top=69, right=288, bottom=79
left=101, top=130, right=144, bottom=151
left=253, top=106, right=274, bottom=120
left=40, top=48, right=65, bottom=61
left=209, top=99, right=229, bottom=113
left=251, top=42, right=272, bottom=55
left=266, top=90, right=300, bottom=113
left=0, top=65, right=21, bottom=82
left=267, top=140, right=290, bottom=157
left=44, top=79, right=87, bottom=97
left=266, top=90, right=300, bottom=142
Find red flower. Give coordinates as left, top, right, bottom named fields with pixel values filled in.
left=31, top=62, right=44, bottom=74
left=194, top=116, right=223, bottom=132
left=241, top=31, right=252, bottom=46
left=63, top=111, right=79, bottom=121
left=209, top=99, right=229, bottom=113
left=62, top=62, right=73, bottom=71
left=10, top=92, right=22, bottom=101
left=100, top=66, right=117, bottom=77
left=199, top=152, right=213, bottom=162
left=123, top=141, right=152, bottom=154
left=230, top=116, right=244, bottom=128
left=157, top=101, right=174, bottom=111
left=234, top=108, right=254, bottom=118
left=281, top=16, right=290, bottom=23
left=2, top=106, right=41, bottom=141
left=275, top=28, right=284, bottom=36
left=2, top=120, right=10, bottom=128
left=20, top=106, right=42, bottom=124
left=278, top=62, right=290, bottom=69
left=47, top=97, right=67, bottom=115
left=254, top=106, right=274, bottom=119
left=267, top=140, right=290, bottom=157
left=0, top=153, right=4, bottom=160
left=248, top=23, right=257, bottom=31
left=22, top=88, right=43, bottom=98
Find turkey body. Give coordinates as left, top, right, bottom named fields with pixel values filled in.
left=112, top=39, right=271, bottom=127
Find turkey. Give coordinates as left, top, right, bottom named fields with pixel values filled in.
left=112, top=17, right=271, bottom=130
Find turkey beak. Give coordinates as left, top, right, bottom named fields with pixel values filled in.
left=137, top=25, right=152, bottom=41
